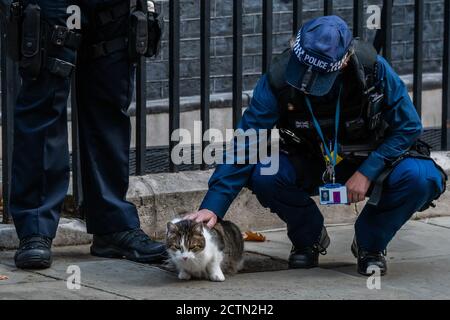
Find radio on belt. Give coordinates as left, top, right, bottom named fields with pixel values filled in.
left=319, top=184, right=348, bottom=205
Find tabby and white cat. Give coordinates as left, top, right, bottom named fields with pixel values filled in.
left=166, top=218, right=244, bottom=282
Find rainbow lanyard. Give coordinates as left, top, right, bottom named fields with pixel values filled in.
left=304, top=84, right=342, bottom=184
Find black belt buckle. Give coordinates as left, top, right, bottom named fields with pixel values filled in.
left=51, top=25, right=68, bottom=46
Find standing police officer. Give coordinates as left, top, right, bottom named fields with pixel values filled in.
left=187, top=16, right=447, bottom=276
left=2, top=0, right=166, bottom=269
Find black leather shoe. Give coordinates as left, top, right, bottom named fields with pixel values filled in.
left=288, top=227, right=330, bottom=269
left=351, top=238, right=387, bottom=276
left=90, top=228, right=167, bottom=263
left=14, top=236, right=53, bottom=270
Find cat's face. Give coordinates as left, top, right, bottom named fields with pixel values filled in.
left=166, top=220, right=206, bottom=264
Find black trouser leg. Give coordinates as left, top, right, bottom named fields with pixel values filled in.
left=76, top=2, right=139, bottom=235
left=10, top=0, right=75, bottom=239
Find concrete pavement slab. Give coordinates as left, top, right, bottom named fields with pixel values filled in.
left=17, top=256, right=418, bottom=300
left=1, top=219, right=449, bottom=299
left=0, top=281, right=128, bottom=300
left=0, top=264, right=54, bottom=286
left=332, top=257, right=450, bottom=299
left=246, top=221, right=450, bottom=266
left=0, top=263, right=129, bottom=299
left=2, top=244, right=412, bottom=300
left=419, top=216, right=450, bottom=228
left=246, top=220, right=450, bottom=299
left=0, top=245, right=107, bottom=269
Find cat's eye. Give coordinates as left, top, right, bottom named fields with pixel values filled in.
left=170, top=244, right=181, bottom=250
left=190, top=245, right=202, bottom=251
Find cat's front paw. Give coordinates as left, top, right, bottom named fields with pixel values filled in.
left=178, top=270, right=191, bottom=280
left=209, top=271, right=225, bottom=282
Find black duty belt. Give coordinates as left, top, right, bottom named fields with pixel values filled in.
left=96, top=1, right=129, bottom=26
left=89, top=37, right=129, bottom=59
left=367, top=151, right=448, bottom=209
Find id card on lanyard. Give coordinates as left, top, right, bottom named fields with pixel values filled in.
left=304, top=84, right=348, bottom=205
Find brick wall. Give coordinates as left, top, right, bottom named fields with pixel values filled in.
left=147, top=0, right=445, bottom=100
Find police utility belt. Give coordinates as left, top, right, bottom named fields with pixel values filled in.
left=90, top=0, right=163, bottom=61
left=2, top=1, right=81, bottom=79
left=1, top=0, right=163, bottom=79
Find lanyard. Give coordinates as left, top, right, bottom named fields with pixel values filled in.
left=304, top=85, right=342, bottom=183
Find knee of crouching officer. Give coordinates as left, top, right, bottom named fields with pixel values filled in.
left=249, top=161, right=295, bottom=199
left=392, top=159, right=428, bottom=193
left=249, top=169, right=278, bottom=199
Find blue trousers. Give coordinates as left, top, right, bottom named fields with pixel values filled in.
left=10, top=0, right=139, bottom=239
left=248, top=153, right=444, bottom=252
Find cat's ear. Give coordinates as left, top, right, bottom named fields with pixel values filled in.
left=193, top=223, right=204, bottom=234
left=167, top=222, right=178, bottom=234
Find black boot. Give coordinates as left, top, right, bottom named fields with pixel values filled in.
left=288, top=227, right=330, bottom=269
left=14, top=236, right=53, bottom=270
left=91, top=228, right=167, bottom=263
left=351, top=238, right=387, bottom=276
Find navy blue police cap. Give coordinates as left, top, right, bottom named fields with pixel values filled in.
left=286, top=15, right=353, bottom=96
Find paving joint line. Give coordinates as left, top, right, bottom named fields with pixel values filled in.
left=417, top=220, right=450, bottom=230
left=26, top=270, right=136, bottom=300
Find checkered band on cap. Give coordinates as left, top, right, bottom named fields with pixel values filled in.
left=293, top=31, right=350, bottom=73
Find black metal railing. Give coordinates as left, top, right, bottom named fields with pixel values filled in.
left=1, top=0, right=450, bottom=223
left=443, top=0, right=450, bottom=150
left=1, top=1, right=19, bottom=223
left=232, top=0, right=243, bottom=130
left=200, top=0, right=210, bottom=171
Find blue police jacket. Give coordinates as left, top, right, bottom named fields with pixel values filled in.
left=200, top=56, right=423, bottom=218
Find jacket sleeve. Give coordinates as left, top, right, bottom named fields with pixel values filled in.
left=358, top=56, right=423, bottom=181
left=199, top=74, right=279, bottom=218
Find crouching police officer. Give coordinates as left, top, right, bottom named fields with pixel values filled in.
left=187, top=16, right=447, bottom=276
left=1, top=0, right=165, bottom=269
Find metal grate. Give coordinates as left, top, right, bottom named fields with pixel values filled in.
left=129, top=146, right=214, bottom=175
left=421, top=128, right=443, bottom=151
